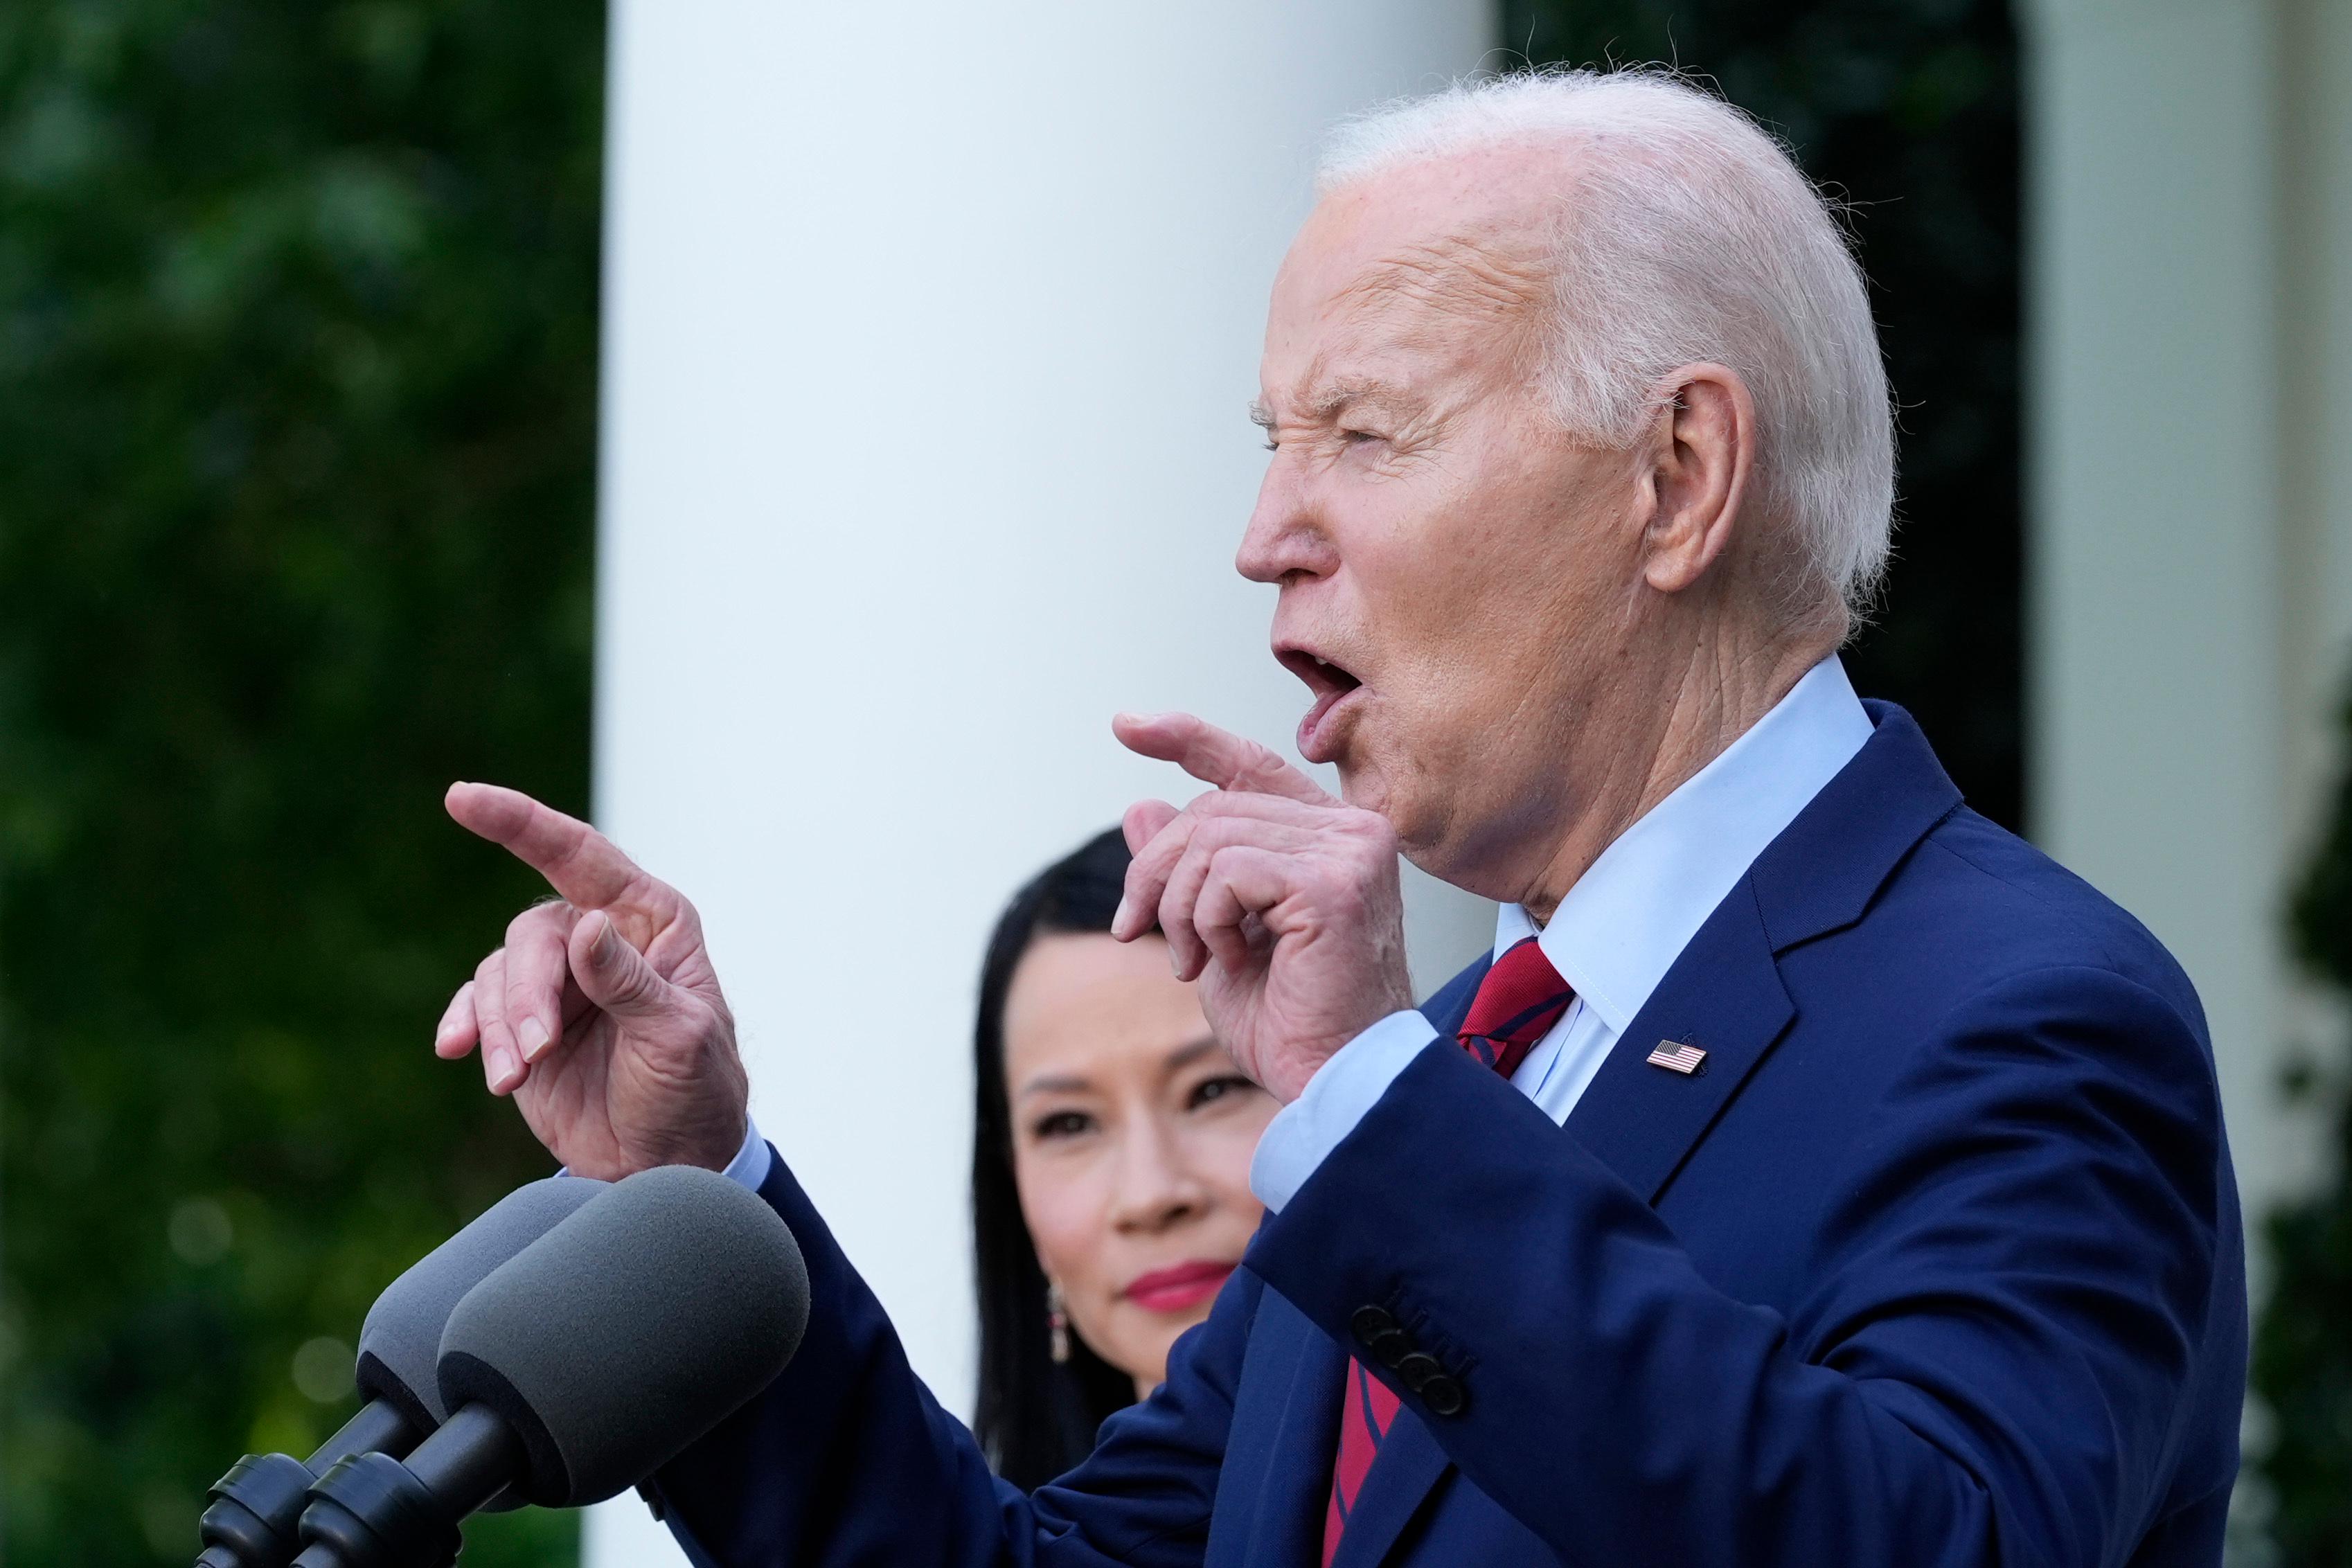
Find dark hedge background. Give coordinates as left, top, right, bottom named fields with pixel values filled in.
left=0, top=0, right=603, bottom=1562
left=2262, top=683, right=2352, bottom=1568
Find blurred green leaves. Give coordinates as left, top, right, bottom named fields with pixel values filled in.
left=2257, top=680, right=2352, bottom=1567
left=0, top=0, right=603, bottom=1561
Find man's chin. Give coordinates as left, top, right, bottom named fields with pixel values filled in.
left=1331, top=756, right=1389, bottom=820
left=1335, top=751, right=1450, bottom=873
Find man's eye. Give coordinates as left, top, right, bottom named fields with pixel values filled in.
left=1339, top=428, right=1380, bottom=446
left=1033, top=1110, right=1094, bottom=1139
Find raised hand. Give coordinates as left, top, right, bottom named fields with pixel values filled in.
left=431, top=784, right=749, bottom=1180
left=1112, top=713, right=1414, bottom=1103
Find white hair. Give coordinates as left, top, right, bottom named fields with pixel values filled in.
left=1318, top=69, right=1895, bottom=620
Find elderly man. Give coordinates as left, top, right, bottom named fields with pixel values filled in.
left=437, top=71, right=2243, bottom=1567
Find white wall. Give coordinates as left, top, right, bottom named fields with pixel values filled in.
left=2021, top=0, right=2352, bottom=1267
left=586, top=4, right=1495, bottom=1560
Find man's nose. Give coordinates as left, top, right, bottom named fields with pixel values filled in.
left=1235, top=456, right=1335, bottom=585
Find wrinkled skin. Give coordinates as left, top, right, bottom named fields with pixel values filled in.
left=434, top=142, right=1841, bottom=1166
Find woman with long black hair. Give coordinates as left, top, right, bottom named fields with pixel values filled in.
left=970, top=828, right=1277, bottom=1488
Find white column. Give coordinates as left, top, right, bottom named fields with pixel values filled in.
left=585, top=5, right=1495, bottom=1560
left=2020, top=0, right=2348, bottom=1265
left=2279, top=0, right=2352, bottom=838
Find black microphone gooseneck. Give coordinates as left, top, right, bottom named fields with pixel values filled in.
left=193, top=1176, right=607, bottom=1568
left=195, top=1402, right=419, bottom=1568
left=287, top=1407, right=522, bottom=1568
left=285, top=1164, right=811, bottom=1568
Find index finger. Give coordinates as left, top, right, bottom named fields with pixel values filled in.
left=444, top=782, right=666, bottom=913
left=1111, top=712, right=1331, bottom=805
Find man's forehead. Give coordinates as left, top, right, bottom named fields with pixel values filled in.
left=1261, top=145, right=1565, bottom=400
left=1333, top=230, right=1549, bottom=329
left=1292, top=145, right=1566, bottom=285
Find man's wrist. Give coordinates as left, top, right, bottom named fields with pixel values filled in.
left=1249, top=1010, right=1441, bottom=1211
left=720, top=1114, right=772, bottom=1191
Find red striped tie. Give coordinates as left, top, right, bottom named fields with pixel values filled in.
left=1321, top=937, right=1573, bottom=1565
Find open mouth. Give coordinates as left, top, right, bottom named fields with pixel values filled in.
left=1276, top=645, right=1364, bottom=764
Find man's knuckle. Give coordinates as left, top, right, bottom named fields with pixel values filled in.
left=1231, top=740, right=1281, bottom=783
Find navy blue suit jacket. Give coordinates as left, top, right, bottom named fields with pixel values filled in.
left=649, top=704, right=2245, bottom=1567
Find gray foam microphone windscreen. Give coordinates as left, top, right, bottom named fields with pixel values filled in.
left=355, top=1176, right=609, bottom=1433
left=434, top=1163, right=810, bottom=1507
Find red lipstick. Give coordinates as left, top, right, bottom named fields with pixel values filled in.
left=1123, top=1260, right=1236, bottom=1314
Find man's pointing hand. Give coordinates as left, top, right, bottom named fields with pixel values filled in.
left=433, top=783, right=749, bottom=1179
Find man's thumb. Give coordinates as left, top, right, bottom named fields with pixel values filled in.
left=572, top=910, right=672, bottom=1017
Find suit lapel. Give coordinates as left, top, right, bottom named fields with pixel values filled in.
left=1221, top=1294, right=1452, bottom=1568
left=1326, top=1408, right=1450, bottom=1568
left=1565, top=702, right=1962, bottom=1203
left=1208, top=1289, right=1345, bottom=1568
left=1207, top=956, right=1487, bottom=1568
left=1565, top=879, right=1794, bottom=1202
left=1418, top=953, right=1491, bottom=1040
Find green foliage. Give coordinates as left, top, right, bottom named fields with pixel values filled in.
left=2254, top=683, right=2352, bottom=1566
left=1512, top=0, right=2023, bottom=825
left=0, top=1, right=603, bottom=1562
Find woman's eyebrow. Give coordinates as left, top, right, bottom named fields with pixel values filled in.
left=1017, top=1073, right=1094, bottom=1098
left=1164, top=1036, right=1221, bottom=1071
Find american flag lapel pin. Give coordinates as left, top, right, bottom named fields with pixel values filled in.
left=1646, top=1039, right=1707, bottom=1075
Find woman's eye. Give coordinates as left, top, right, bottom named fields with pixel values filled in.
left=1188, top=1074, right=1257, bottom=1110
left=1033, top=1110, right=1094, bottom=1140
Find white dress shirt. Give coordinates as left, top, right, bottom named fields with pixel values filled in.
left=720, top=1116, right=774, bottom=1190
left=722, top=657, right=1873, bottom=1205
left=580, top=1114, right=775, bottom=1191
left=1247, top=655, right=1874, bottom=1212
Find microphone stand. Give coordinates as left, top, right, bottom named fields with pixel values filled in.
left=195, top=1402, right=416, bottom=1568
left=291, top=1405, right=523, bottom=1568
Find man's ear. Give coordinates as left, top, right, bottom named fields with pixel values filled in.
left=1639, top=364, right=1755, bottom=595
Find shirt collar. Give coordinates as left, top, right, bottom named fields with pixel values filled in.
left=1493, top=656, right=1874, bottom=1035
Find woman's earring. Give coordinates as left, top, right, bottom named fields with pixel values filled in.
left=1046, top=1280, right=1071, bottom=1364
